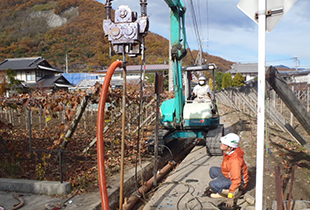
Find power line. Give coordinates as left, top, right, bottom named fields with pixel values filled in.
left=188, top=0, right=202, bottom=50
left=266, top=57, right=296, bottom=63
left=205, top=0, right=209, bottom=48
left=187, top=0, right=204, bottom=65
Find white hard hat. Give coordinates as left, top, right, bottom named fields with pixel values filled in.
left=199, top=76, right=207, bottom=81
left=220, top=133, right=240, bottom=148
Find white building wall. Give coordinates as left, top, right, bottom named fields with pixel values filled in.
left=16, top=71, right=26, bottom=82
left=294, top=75, right=308, bottom=83
left=15, top=70, right=37, bottom=82
left=240, top=73, right=255, bottom=82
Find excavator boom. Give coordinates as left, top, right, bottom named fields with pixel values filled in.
left=162, top=0, right=188, bottom=125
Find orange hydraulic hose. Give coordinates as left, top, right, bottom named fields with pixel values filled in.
left=97, top=60, right=122, bottom=210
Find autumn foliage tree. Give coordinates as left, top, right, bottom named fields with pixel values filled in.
left=0, top=72, right=7, bottom=96
left=209, top=78, right=213, bottom=91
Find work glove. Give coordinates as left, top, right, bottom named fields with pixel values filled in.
left=226, top=197, right=234, bottom=208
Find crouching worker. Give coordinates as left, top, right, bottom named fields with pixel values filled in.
left=205, top=133, right=249, bottom=207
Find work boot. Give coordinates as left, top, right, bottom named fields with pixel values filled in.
left=204, top=186, right=214, bottom=197
left=221, top=189, right=229, bottom=195
left=209, top=188, right=235, bottom=199
left=210, top=193, right=226, bottom=198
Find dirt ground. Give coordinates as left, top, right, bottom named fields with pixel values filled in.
left=218, top=103, right=310, bottom=209
left=0, top=107, right=153, bottom=196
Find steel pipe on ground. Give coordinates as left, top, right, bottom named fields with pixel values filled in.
left=122, top=161, right=176, bottom=210
left=122, top=144, right=195, bottom=210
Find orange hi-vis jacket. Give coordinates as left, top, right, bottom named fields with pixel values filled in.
left=221, top=147, right=249, bottom=193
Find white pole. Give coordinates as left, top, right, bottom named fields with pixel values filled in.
left=307, top=87, right=309, bottom=112
left=66, top=54, right=69, bottom=73
left=256, top=0, right=266, bottom=209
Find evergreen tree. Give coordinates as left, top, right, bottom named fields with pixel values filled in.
left=6, top=68, right=22, bottom=93
left=232, top=73, right=245, bottom=87
left=222, top=73, right=232, bottom=89
left=215, top=71, right=224, bottom=91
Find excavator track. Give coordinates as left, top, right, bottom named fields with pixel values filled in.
left=206, top=124, right=224, bottom=156
left=148, top=128, right=171, bottom=154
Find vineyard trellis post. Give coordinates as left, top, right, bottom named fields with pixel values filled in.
left=59, top=150, right=63, bottom=183
left=272, top=89, right=276, bottom=108
left=28, top=107, right=32, bottom=155
left=5, top=108, right=7, bottom=120
left=10, top=107, right=13, bottom=125
left=39, top=105, right=43, bottom=134
left=280, top=99, right=283, bottom=114
left=60, top=92, right=91, bottom=150
left=61, top=104, right=66, bottom=124
left=82, top=102, right=136, bottom=154
left=307, top=87, right=309, bottom=112
left=45, top=114, right=48, bottom=127
left=290, top=86, right=294, bottom=126
left=83, top=107, right=87, bottom=130
left=24, top=106, right=28, bottom=130
left=18, top=108, right=21, bottom=124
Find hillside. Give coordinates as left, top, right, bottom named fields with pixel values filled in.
left=184, top=50, right=234, bottom=71
left=0, top=0, right=234, bottom=72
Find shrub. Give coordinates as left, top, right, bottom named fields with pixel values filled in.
left=232, top=73, right=245, bottom=87
left=222, top=73, right=232, bottom=89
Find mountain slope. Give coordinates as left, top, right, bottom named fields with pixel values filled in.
left=0, top=0, right=233, bottom=72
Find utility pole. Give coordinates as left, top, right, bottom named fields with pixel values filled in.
left=66, top=54, right=68, bottom=73
left=195, top=40, right=204, bottom=78
left=294, top=56, right=299, bottom=71
left=195, top=40, right=203, bottom=66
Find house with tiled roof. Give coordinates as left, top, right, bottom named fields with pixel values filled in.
left=227, top=63, right=258, bottom=81
left=35, top=75, right=73, bottom=90
left=227, top=63, right=310, bottom=84
left=0, top=57, right=73, bottom=92
left=0, top=57, right=62, bottom=84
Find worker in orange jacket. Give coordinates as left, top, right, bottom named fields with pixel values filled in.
left=206, top=133, right=249, bottom=207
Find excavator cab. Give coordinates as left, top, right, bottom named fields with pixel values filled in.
left=182, top=64, right=220, bottom=129
left=149, top=64, right=223, bottom=156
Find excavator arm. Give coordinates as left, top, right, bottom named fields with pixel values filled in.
left=161, top=0, right=188, bottom=126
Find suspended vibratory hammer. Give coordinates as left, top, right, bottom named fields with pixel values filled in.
left=97, top=1, right=149, bottom=210
left=103, top=0, right=149, bottom=57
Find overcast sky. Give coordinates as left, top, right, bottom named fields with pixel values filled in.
left=96, top=0, right=310, bottom=69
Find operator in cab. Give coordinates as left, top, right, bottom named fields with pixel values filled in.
left=205, top=133, right=249, bottom=207
left=192, top=75, right=212, bottom=102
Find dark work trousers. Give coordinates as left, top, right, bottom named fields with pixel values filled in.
left=209, top=166, right=232, bottom=194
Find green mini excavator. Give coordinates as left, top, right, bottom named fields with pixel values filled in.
left=148, top=0, right=224, bottom=156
